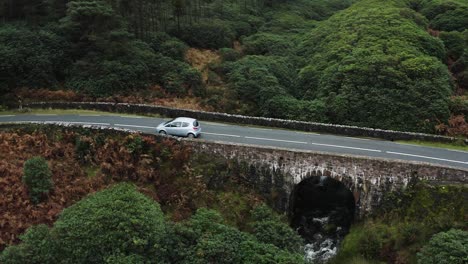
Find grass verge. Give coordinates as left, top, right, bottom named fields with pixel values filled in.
left=0, top=108, right=161, bottom=118
left=396, top=140, right=468, bottom=152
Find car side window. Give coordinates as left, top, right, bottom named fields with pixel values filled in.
left=173, top=122, right=182, bottom=127
left=165, top=122, right=176, bottom=127
left=182, top=122, right=189, bottom=127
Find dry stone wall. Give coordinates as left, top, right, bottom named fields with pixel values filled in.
left=25, top=102, right=464, bottom=144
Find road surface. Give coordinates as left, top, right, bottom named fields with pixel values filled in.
left=1, top=113, right=467, bottom=169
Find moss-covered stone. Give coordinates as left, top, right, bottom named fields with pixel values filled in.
left=333, top=181, right=467, bottom=263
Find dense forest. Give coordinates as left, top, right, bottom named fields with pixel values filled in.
left=0, top=0, right=467, bottom=134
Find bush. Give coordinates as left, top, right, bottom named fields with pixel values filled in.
left=159, top=39, right=188, bottom=61
left=242, top=33, right=294, bottom=56
left=0, top=184, right=169, bottom=263
left=22, top=157, right=53, bottom=204
left=430, top=7, right=468, bottom=32
left=224, top=55, right=297, bottom=115
left=0, top=25, right=68, bottom=90
left=439, top=31, right=466, bottom=60
left=66, top=57, right=150, bottom=97
left=175, top=20, right=236, bottom=49
left=0, top=225, right=54, bottom=264
left=171, top=209, right=305, bottom=264
left=219, top=48, right=241, bottom=62
left=49, top=183, right=167, bottom=262
left=297, top=0, right=452, bottom=132
left=250, top=205, right=304, bottom=253
left=417, top=229, right=468, bottom=264
left=146, top=32, right=188, bottom=61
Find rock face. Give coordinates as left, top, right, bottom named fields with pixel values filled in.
left=183, top=140, right=467, bottom=219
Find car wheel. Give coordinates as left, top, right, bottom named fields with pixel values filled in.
left=187, top=133, right=195, bottom=139
left=159, top=130, right=167, bottom=135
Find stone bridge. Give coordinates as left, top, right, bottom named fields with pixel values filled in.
left=182, top=139, right=467, bottom=220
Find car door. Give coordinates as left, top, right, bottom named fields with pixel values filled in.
left=164, top=122, right=177, bottom=135
left=171, top=122, right=183, bottom=136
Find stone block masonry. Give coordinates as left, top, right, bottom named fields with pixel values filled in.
left=1, top=123, right=466, bottom=219
left=181, top=139, right=467, bottom=219
left=25, top=101, right=464, bottom=144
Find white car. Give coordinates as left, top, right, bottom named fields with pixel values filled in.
left=156, top=117, right=201, bottom=138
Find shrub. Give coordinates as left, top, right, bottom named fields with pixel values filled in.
left=146, top=32, right=188, bottom=61
left=250, top=205, right=304, bottom=253
left=0, top=225, right=54, bottom=264
left=224, top=55, right=297, bottom=115
left=66, top=53, right=152, bottom=97
left=22, top=157, right=53, bottom=204
left=429, top=7, right=468, bottom=32
left=219, top=48, right=241, bottom=62
left=417, top=229, right=468, bottom=264
left=439, top=31, right=466, bottom=60
left=175, top=20, right=236, bottom=49
left=171, top=209, right=305, bottom=264
left=297, top=0, right=452, bottom=132
left=49, top=183, right=168, bottom=263
left=0, top=25, right=68, bottom=90
left=159, top=39, right=188, bottom=61
left=243, top=33, right=294, bottom=56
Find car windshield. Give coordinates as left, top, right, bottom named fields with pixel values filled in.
left=163, top=119, right=174, bottom=125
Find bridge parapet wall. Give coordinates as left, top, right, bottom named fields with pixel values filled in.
left=25, top=101, right=464, bottom=143
left=182, top=140, right=467, bottom=218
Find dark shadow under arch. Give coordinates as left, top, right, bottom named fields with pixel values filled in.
left=289, top=176, right=355, bottom=242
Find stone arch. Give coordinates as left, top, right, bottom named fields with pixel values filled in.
left=288, top=176, right=356, bottom=242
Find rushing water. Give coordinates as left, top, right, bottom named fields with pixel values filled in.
left=302, top=216, right=345, bottom=263
left=290, top=176, right=355, bottom=264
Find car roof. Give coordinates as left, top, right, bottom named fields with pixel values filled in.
left=172, top=117, right=197, bottom=122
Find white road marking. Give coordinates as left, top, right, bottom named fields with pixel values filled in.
left=115, top=124, right=158, bottom=129
left=79, top=114, right=101, bottom=117
left=121, top=116, right=143, bottom=118
left=386, top=151, right=468, bottom=165
left=245, top=136, right=307, bottom=144
left=203, top=122, right=228, bottom=126
left=0, top=121, right=40, bottom=123
left=34, top=114, right=57, bottom=116
left=0, top=115, right=15, bottom=117
left=295, top=131, right=320, bottom=135
left=394, top=142, right=468, bottom=154
left=44, top=121, right=110, bottom=126
left=204, top=132, right=241, bottom=138
left=344, top=136, right=370, bottom=141
left=311, top=142, right=382, bottom=152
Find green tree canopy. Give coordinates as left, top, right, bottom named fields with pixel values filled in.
left=297, top=0, right=453, bottom=132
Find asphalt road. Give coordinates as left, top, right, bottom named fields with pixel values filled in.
left=1, top=113, right=467, bottom=169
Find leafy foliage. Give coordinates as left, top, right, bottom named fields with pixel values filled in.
left=168, top=208, right=305, bottom=264
left=223, top=55, right=297, bottom=115
left=243, top=33, right=294, bottom=56
left=0, top=185, right=304, bottom=263
left=174, top=19, right=236, bottom=49
left=419, top=0, right=468, bottom=32
left=250, top=205, right=304, bottom=252
left=297, top=0, right=452, bottom=132
left=334, top=181, right=467, bottom=263
left=0, top=183, right=168, bottom=263
left=417, top=229, right=468, bottom=264
left=50, top=183, right=167, bottom=263
left=0, top=25, right=68, bottom=91
left=22, top=157, right=53, bottom=204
